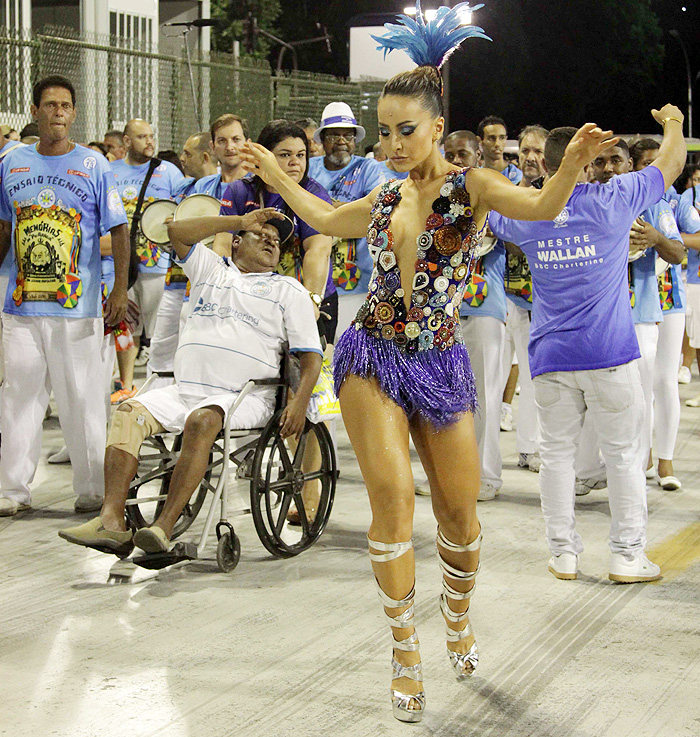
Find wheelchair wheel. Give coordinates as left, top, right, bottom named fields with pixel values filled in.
left=216, top=523, right=241, bottom=573
left=125, top=434, right=212, bottom=540
left=250, top=410, right=337, bottom=558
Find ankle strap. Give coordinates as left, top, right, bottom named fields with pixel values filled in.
left=441, top=591, right=473, bottom=622
left=368, top=536, right=413, bottom=563
left=437, top=528, right=482, bottom=553
left=392, top=657, right=423, bottom=682
left=392, top=629, right=420, bottom=652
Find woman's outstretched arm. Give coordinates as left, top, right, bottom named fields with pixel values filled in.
left=240, top=142, right=379, bottom=239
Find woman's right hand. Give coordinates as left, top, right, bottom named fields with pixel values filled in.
left=651, top=104, right=684, bottom=127
left=240, top=142, right=285, bottom=187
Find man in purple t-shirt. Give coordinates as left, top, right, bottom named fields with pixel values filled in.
left=488, top=105, right=686, bottom=584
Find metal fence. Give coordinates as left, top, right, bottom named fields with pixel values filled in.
left=0, top=25, right=384, bottom=151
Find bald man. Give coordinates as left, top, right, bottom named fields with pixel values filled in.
left=110, top=119, right=184, bottom=402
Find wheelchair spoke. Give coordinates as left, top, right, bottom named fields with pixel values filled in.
left=275, top=437, right=294, bottom=474
left=274, top=493, right=294, bottom=535
left=301, top=471, right=326, bottom=483
left=292, top=431, right=308, bottom=469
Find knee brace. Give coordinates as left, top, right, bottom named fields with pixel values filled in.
left=107, top=401, right=163, bottom=458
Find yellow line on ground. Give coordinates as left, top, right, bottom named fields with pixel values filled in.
left=647, top=522, right=700, bottom=584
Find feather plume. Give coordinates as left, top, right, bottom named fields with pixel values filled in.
left=371, top=1, right=491, bottom=69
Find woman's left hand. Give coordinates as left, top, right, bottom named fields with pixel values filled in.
left=240, top=142, right=284, bottom=186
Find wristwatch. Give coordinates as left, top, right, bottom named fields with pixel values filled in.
left=308, top=291, right=323, bottom=307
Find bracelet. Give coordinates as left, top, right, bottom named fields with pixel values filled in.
left=661, top=116, right=683, bottom=126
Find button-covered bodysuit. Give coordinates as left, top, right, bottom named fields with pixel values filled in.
left=333, top=168, right=481, bottom=428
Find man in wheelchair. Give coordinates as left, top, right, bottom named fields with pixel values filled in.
left=60, top=208, right=323, bottom=557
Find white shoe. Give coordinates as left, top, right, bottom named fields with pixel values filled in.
left=0, top=497, right=31, bottom=516
left=645, top=466, right=656, bottom=479
left=48, top=446, right=70, bottom=464
left=518, top=452, right=542, bottom=473
left=609, top=553, right=661, bottom=583
left=656, top=475, right=682, bottom=491
left=134, top=346, right=150, bottom=366
left=500, top=403, right=513, bottom=432
left=685, top=393, right=700, bottom=408
left=575, top=477, right=607, bottom=496
left=74, top=495, right=103, bottom=513
left=548, top=552, right=578, bottom=580
left=414, top=485, right=431, bottom=497
left=477, top=483, right=498, bottom=502
left=678, top=366, right=691, bottom=384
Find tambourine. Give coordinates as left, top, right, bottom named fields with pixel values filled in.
left=140, top=199, right=177, bottom=245
left=628, top=248, right=646, bottom=263
left=476, top=234, right=498, bottom=258
left=175, top=193, right=222, bottom=246
left=655, top=256, right=669, bottom=278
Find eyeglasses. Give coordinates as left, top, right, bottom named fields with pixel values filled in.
left=324, top=131, right=356, bottom=142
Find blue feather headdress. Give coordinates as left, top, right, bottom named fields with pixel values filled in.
left=372, top=1, right=490, bottom=70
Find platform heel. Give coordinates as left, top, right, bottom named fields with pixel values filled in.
left=436, top=527, right=481, bottom=679
left=368, top=536, right=426, bottom=723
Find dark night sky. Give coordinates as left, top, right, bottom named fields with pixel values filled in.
left=276, top=0, right=700, bottom=139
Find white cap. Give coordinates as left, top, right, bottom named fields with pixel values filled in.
left=313, top=102, right=366, bottom=144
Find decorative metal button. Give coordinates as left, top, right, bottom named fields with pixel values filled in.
left=426, top=213, right=444, bottom=230
left=429, top=292, right=449, bottom=308
left=427, top=309, right=445, bottom=330
left=413, top=292, right=428, bottom=307
left=385, top=272, right=400, bottom=291
left=381, top=324, right=395, bottom=340
left=407, top=307, right=424, bottom=322
left=394, top=321, right=405, bottom=333
left=442, top=266, right=453, bottom=279
left=416, top=259, right=429, bottom=272
left=419, top=330, right=434, bottom=349
left=378, top=250, right=397, bottom=271
left=412, top=272, right=429, bottom=290
left=405, top=321, right=421, bottom=339
left=432, top=197, right=451, bottom=215
left=434, top=275, right=449, bottom=293
left=375, top=302, right=395, bottom=324
left=453, top=264, right=468, bottom=280
left=434, top=226, right=462, bottom=256
left=450, top=252, right=464, bottom=267
left=417, top=232, right=433, bottom=249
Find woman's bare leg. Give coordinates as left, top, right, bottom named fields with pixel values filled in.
left=410, top=413, right=481, bottom=666
left=339, top=375, right=422, bottom=710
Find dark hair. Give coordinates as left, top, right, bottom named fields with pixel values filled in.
left=477, top=115, right=507, bottom=139
left=518, top=124, right=549, bottom=145
left=381, top=66, right=443, bottom=119
left=157, top=149, right=184, bottom=174
left=88, top=141, right=108, bottom=157
left=254, top=120, right=310, bottom=249
left=19, top=122, right=39, bottom=138
left=294, top=118, right=318, bottom=131
left=445, top=130, right=479, bottom=149
left=210, top=113, right=249, bottom=142
left=629, top=137, right=660, bottom=166
left=104, top=129, right=124, bottom=142
left=544, top=126, right=577, bottom=173
left=33, top=75, right=76, bottom=107
left=674, top=163, right=700, bottom=192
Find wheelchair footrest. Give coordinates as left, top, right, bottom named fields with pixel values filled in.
left=132, top=541, right=199, bottom=570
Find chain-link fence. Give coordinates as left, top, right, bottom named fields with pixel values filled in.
left=0, top=25, right=385, bottom=151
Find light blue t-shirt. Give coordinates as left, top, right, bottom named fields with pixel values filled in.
left=0, top=143, right=127, bottom=318
left=630, top=198, right=682, bottom=324
left=503, top=162, right=523, bottom=185
left=377, top=161, right=409, bottom=182
left=658, top=187, right=685, bottom=314
left=111, top=158, right=184, bottom=274
left=309, top=155, right=386, bottom=296
left=194, top=173, right=231, bottom=201
left=488, top=166, right=665, bottom=377
left=0, top=141, right=26, bottom=277
left=459, top=242, right=507, bottom=322
left=677, top=185, right=700, bottom=286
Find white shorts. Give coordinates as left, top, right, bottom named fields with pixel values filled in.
left=686, top=283, right=700, bottom=349
left=136, top=383, right=274, bottom=434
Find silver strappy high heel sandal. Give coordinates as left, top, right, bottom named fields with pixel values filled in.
left=368, top=536, right=426, bottom=723
left=436, top=527, right=482, bottom=679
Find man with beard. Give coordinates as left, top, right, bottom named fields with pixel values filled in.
left=308, top=103, right=386, bottom=334
left=477, top=115, right=522, bottom=183
left=110, top=119, right=184, bottom=403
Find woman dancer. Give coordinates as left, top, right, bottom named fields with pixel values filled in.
left=241, top=3, right=616, bottom=721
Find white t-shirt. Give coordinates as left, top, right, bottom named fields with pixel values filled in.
left=176, top=243, right=323, bottom=401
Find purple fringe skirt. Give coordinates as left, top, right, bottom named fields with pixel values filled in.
left=333, top=326, right=478, bottom=429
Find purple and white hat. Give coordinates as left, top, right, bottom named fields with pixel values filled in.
left=313, top=102, right=366, bottom=144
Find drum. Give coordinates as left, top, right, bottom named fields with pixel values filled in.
left=174, top=194, right=222, bottom=246
left=476, top=234, right=498, bottom=258
left=628, top=248, right=646, bottom=263
left=140, top=199, right=177, bottom=245
left=655, top=256, right=669, bottom=278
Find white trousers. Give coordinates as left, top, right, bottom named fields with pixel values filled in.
left=0, top=315, right=106, bottom=504
left=336, top=293, right=367, bottom=338
left=634, top=323, right=659, bottom=465
left=101, top=333, right=116, bottom=415
left=501, top=303, right=539, bottom=454
left=653, top=311, right=685, bottom=460
left=686, top=283, right=700, bottom=349
left=147, top=289, right=186, bottom=375
left=534, top=362, right=647, bottom=556
left=574, top=413, right=606, bottom=480
left=461, top=315, right=505, bottom=489
left=129, top=272, right=165, bottom=339
left=0, top=275, right=7, bottom=417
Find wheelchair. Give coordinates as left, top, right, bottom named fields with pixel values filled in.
left=122, top=348, right=338, bottom=573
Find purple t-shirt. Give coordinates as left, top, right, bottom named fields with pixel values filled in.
left=220, top=176, right=335, bottom=297
left=488, top=165, right=665, bottom=378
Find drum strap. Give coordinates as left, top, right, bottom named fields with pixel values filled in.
left=128, top=157, right=162, bottom=289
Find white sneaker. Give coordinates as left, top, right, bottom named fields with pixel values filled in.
left=134, top=346, right=150, bottom=367
left=685, top=393, right=700, bottom=408
left=656, top=475, right=682, bottom=491
left=518, top=452, right=542, bottom=473
left=548, top=552, right=578, bottom=580
left=500, top=403, right=513, bottom=432
left=0, top=497, right=31, bottom=516
left=477, top=483, right=498, bottom=501
left=645, top=466, right=656, bottom=479
left=48, top=446, right=70, bottom=464
left=609, top=553, right=661, bottom=583
left=414, top=485, right=431, bottom=497
left=575, top=477, right=607, bottom=496
left=678, top=366, right=691, bottom=384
